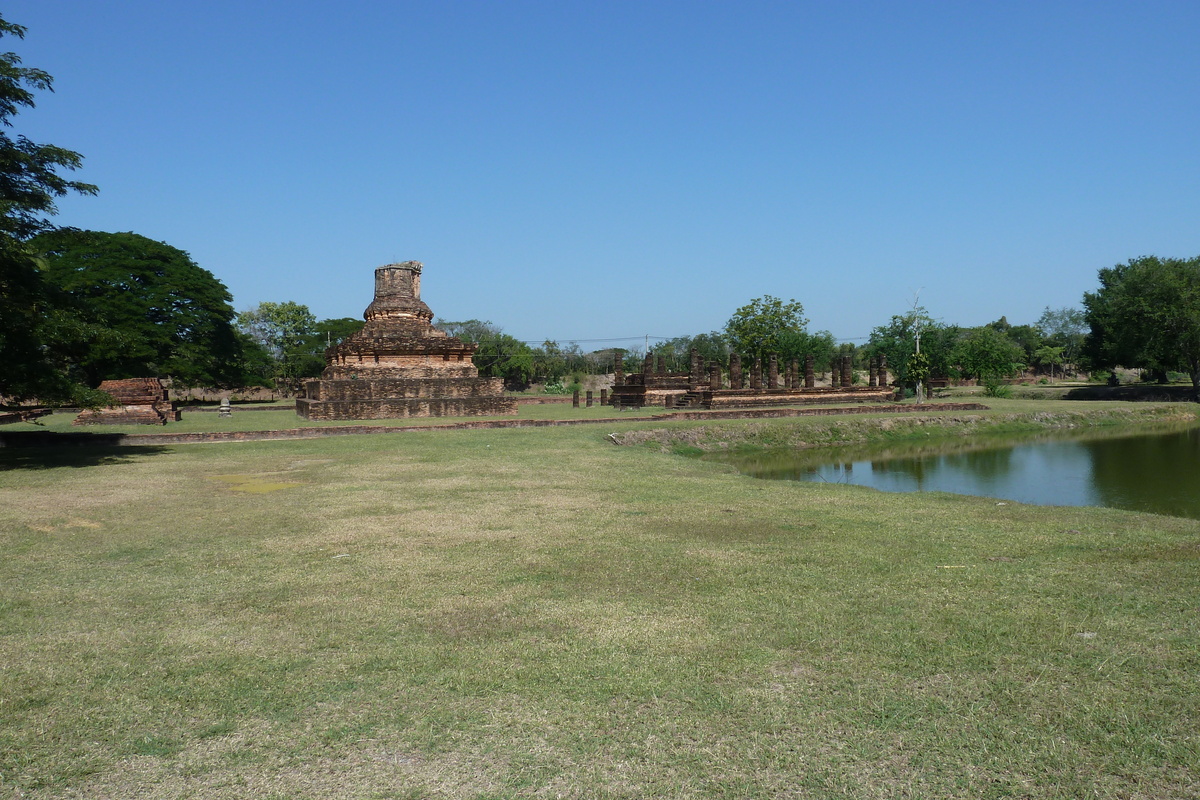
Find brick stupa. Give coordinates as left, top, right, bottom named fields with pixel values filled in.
left=295, top=262, right=517, bottom=420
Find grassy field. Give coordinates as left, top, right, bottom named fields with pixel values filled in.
left=1, top=401, right=1198, bottom=798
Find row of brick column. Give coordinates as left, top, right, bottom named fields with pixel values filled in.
left=613, top=349, right=889, bottom=390
left=573, top=389, right=611, bottom=407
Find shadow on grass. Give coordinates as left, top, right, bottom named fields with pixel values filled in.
left=0, top=442, right=174, bottom=470
left=1064, top=385, right=1199, bottom=402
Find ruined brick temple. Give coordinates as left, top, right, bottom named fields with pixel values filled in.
left=610, top=350, right=895, bottom=409
left=295, top=262, right=517, bottom=420
left=73, top=378, right=180, bottom=425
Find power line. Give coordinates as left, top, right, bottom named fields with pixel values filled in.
left=509, top=335, right=684, bottom=345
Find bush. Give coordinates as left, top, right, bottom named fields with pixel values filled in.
left=983, top=379, right=1013, bottom=398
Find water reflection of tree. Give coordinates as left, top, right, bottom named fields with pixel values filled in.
left=1085, top=426, right=1200, bottom=516
left=874, top=446, right=1016, bottom=493
left=709, top=422, right=1200, bottom=518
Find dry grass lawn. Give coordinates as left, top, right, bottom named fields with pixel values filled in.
left=1, top=403, right=1197, bottom=798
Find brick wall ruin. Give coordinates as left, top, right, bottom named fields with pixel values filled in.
left=73, top=378, right=180, bottom=425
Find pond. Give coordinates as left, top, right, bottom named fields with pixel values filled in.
left=702, top=422, right=1200, bottom=519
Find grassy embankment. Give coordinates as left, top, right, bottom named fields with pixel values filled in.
left=1, top=400, right=1198, bottom=799
left=610, top=398, right=1200, bottom=453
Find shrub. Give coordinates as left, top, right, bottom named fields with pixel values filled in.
left=983, top=379, right=1013, bottom=398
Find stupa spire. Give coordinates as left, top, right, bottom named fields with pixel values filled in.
left=364, top=261, right=433, bottom=322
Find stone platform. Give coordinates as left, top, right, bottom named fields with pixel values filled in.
left=696, top=387, right=895, bottom=408
left=296, top=378, right=513, bottom=420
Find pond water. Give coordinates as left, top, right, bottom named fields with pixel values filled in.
left=703, top=423, right=1200, bottom=519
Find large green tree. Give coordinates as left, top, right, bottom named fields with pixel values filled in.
left=234, top=301, right=344, bottom=393
left=0, top=14, right=98, bottom=403
left=1036, top=306, right=1086, bottom=375
left=867, top=306, right=958, bottom=392
left=475, top=332, right=534, bottom=388
left=778, top=328, right=837, bottom=375
left=437, top=319, right=536, bottom=388
left=954, top=325, right=1026, bottom=384
left=531, top=339, right=569, bottom=384
left=32, top=230, right=243, bottom=388
left=724, top=295, right=808, bottom=363
left=1083, top=255, right=1200, bottom=393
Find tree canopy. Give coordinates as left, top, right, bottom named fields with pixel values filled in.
left=32, top=229, right=243, bottom=388
left=236, top=301, right=321, bottom=393
left=724, top=296, right=808, bottom=363
left=436, top=319, right=537, bottom=388
left=1036, top=306, right=1086, bottom=375
left=953, top=325, right=1025, bottom=383
left=0, top=14, right=98, bottom=403
left=233, top=306, right=365, bottom=393
left=1083, top=255, right=1200, bottom=391
left=868, top=306, right=954, bottom=390
left=0, top=17, right=96, bottom=241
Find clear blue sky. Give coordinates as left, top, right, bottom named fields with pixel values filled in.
left=9, top=1, right=1200, bottom=348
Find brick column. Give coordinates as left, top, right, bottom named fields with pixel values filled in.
left=831, top=364, right=840, bottom=389
left=768, top=354, right=779, bottom=390
left=709, top=364, right=721, bottom=390
left=730, top=353, right=743, bottom=390
left=586, top=391, right=593, bottom=407
left=600, top=388, right=608, bottom=405
left=751, top=358, right=763, bottom=391
left=878, top=355, right=888, bottom=386
left=805, top=354, right=815, bottom=389
left=869, top=357, right=878, bottom=387
left=841, top=356, right=852, bottom=387
left=572, top=390, right=580, bottom=407
left=690, top=348, right=703, bottom=388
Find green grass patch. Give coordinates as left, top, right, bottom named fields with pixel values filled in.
left=1, top=401, right=1197, bottom=798
left=613, top=398, right=1200, bottom=453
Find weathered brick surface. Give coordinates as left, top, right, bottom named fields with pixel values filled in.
left=296, top=396, right=517, bottom=420
left=303, top=377, right=505, bottom=402
left=72, top=378, right=179, bottom=426
left=610, top=373, right=691, bottom=409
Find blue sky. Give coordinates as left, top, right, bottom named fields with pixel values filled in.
left=8, top=1, right=1199, bottom=348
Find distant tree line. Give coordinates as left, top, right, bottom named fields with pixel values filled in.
left=862, top=305, right=1087, bottom=398
left=432, top=320, right=624, bottom=392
